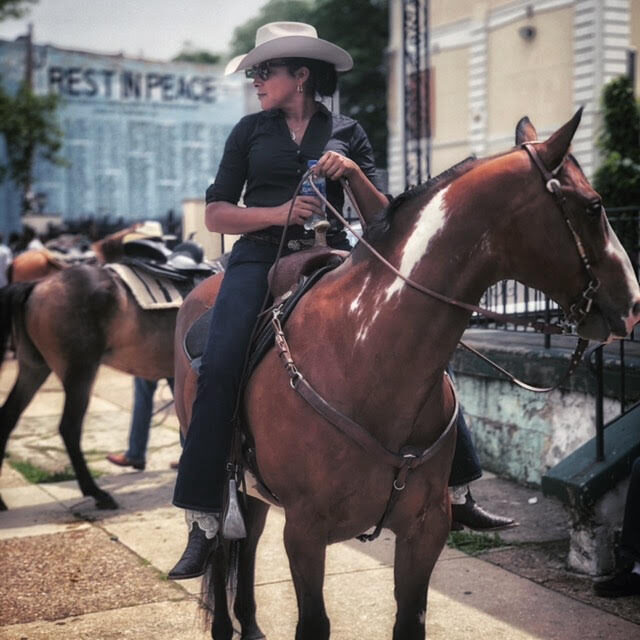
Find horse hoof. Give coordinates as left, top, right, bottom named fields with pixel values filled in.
left=0, top=495, right=7, bottom=511
left=242, top=632, right=266, bottom=640
left=95, top=495, right=119, bottom=510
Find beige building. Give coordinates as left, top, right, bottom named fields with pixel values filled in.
left=387, top=0, right=640, bottom=195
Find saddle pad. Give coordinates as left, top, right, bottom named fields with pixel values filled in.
left=106, top=263, right=183, bottom=310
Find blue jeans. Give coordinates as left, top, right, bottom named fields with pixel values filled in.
left=449, top=408, right=482, bottom=487
left=173, top=238, right=296, bottom=512
left=126, top=377, right=174, bottom=463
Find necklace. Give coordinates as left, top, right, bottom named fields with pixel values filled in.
left=287, top=125, right=304, bottom=142
left=287, top=120, right=306, bottom=142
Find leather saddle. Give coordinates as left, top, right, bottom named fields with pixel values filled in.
left=183, top=241, right=348, bottom=373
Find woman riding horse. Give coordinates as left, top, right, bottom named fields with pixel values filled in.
left=169, top=21, right=388, bottom=578
left=169, top=21, right=513, bottom=581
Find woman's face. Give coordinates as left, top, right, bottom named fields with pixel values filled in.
left=248, top=60, right=300, bottom=110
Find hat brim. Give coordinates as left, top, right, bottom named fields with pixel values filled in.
left=225, top=36, right=353, bottom=75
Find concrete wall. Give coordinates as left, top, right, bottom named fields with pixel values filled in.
left=454, top=371, right=619, bottom=486
left=450, top=330, right=636, bottom=487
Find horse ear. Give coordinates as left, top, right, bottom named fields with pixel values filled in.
left=537, top=107, right=583, bottom=170
left=515, top=116, right=537, bottom=144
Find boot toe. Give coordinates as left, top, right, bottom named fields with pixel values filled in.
left=168, top=523, right=217, bottom=580
left=452, top=500, right=517, bottom=532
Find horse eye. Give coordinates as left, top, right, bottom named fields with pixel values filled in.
left=586, top=200, right=602, bottom=218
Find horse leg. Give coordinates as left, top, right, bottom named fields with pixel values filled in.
left=59, top=369, right=118, bottom=510
left=283, top=517, right=330, bottom=640
left=392, top=507, right=450, bottom=640
left=234, top=497, right=270, bottom=640
left=0, top=361, right=50, bottom=510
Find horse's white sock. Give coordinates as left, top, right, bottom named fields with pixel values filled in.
left=185, top=509, right=220, bottom=539
left=632, top=561, right=640, bottom=576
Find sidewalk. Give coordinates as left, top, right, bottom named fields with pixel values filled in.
left=1, top=360, right=639, bottom=639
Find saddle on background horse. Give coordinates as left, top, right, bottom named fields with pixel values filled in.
left=107, top=240, right=224, bottom=310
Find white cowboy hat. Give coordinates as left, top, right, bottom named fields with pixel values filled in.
left=225, top=22, right=353, bottom=76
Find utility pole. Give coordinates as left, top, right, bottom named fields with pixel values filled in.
left=23, top=22, right=34, bottom=213
left=25, top=22, right=33, bottom=89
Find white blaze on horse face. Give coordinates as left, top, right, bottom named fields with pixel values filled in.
left=605, top=220, right=640, bottom=334
left=383, top=186, right=451, bottom=303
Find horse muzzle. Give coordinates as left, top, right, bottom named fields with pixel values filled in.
left=577, top=301, right=640, bottom=343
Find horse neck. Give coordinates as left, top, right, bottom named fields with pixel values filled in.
left=346, top=179, right=508, bottom=391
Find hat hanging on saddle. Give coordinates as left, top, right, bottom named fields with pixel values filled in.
left=122, top=220, right=164, bottom=244
left=225, top=22, right=353, bottom=75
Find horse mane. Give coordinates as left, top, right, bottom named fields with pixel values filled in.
left=365, top=155, right=479, bottom=242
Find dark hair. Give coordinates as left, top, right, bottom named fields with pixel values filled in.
left=283, top=57, right=338, bottom=96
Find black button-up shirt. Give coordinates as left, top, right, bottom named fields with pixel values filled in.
left=205, top=103, right=382, bottom=239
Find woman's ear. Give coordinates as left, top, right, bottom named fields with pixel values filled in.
left=296, top=66, right=310, bottom=85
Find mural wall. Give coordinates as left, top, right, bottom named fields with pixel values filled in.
left=0, top=40, right=246, bottom=234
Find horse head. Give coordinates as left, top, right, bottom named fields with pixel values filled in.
left=510, top=109, right=640, bottom=341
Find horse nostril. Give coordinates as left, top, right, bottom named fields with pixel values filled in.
left=634, top=301, right=640, bottom=318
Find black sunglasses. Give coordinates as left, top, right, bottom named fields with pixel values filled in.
left=245, top=59, right=289, bottom=81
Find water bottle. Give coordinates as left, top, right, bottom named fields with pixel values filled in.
left=301, top=160, right=327, bottom=231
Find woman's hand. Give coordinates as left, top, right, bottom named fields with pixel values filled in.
left=316, top=151, right=359, bottom=182
left=276, top=196, right=324, bottom=227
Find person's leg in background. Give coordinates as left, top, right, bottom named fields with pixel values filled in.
left=594, top=457, right=640, bottom=597
left=107, top=377, right=158, bottom=470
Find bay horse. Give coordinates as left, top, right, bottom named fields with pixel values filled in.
left=8, top=225, right=139, bottom=283
left=0, top=227, right=181, bottom=511
left=9, top=248, right=69, bottom=283
left=173, top=110, right=640, bottom=640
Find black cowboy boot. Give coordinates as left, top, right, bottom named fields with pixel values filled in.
left=451, top=489, right=517, bottom=532
left=168, top=514, right=219, bottom=580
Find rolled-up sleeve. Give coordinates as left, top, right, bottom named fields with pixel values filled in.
left=205, top=119, right=250, bottom=205
left=351, top=123, right=384, bottom=193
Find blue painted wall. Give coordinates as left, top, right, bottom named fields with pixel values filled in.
left=0, top=40, right=246, bottom=235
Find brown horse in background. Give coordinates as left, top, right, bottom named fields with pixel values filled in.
left=8, top=225, right=139, bottom=283
left=9, top=248, right=69, bottom=283
left=0, top=225, right=179, bottom=510
left=173, top=111, right=640, bottom=640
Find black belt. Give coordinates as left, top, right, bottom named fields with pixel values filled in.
left=243, top=231, right=343, bottom=252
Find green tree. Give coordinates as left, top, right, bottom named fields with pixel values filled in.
left=0, top=83, right=64, bottom=202
left=593, top=75, right=640, bottom=274
left=311, top=0, right=388, bottom=167
left=0, top=0, right=36, bottom=21
left=229, top=0, right=388, bottom=167
left=230, top=0, right=314, bottom=57
left=593, top=75, right=640, bottom=207
left=0, top=1, right=65, bottom=212
left=173, top=50, right=221, bottom=65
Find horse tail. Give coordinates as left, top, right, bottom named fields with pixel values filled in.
left=199, top=539, right=241, bottom=634
left=0, top=282, right=36, bottom=370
